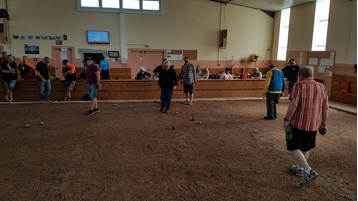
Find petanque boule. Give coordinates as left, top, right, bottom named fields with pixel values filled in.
left=198, top=121, right=202, bottom=124
left=129, top=105, right=132, bottom=108
left=172, top=126, right=176, bottom=130
left=25, top=124, right=30, bottom=128
left=319, top=128, right=327, bottom=135
left=175, top=112, right=178, bottom=115
left=191, top=117, right=195, bottom=121
left=40, top=122, right=44, bottom=125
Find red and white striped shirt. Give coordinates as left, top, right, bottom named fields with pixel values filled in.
left=289, top=78, right=328, bottom=131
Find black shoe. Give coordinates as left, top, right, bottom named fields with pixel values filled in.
left=164, top=109, right=170, bottom=113
left=87, top=110, right=95, bottom=115
left=274, top=116, right=278, bottom=118
left=94, top=108, right=100, bottom=113
left=160, top=106, right=165, bottom=112
left=263, top=116, right=274, bottom=120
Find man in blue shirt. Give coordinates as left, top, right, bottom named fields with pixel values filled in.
left=262, top=64, right=286, bottom=120
left=99, top=56, right=110, bottom=80
left=282, top=59, right=300, bottom=94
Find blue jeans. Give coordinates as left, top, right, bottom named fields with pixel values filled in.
left=160, top=86, right=174, bottom=109
left=87, top=84, right=98, bottom=99
left=38, top=80, right=51, bottom=101
left=4, top=79, right=18, bottom=90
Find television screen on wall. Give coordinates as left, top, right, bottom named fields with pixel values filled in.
left=87, top=31, right=110, bottom=44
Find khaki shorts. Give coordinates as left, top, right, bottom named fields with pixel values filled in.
left=65, top=81, right=76, bottom=91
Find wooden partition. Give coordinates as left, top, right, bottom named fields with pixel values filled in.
left=46, top=67, right=131, bottom=80
left=0, top=79, right=288, bottom=101
left=174, top=68, right=269, bottom=76
left=330, top=75, right=357, bottom=104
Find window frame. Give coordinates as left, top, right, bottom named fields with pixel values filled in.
left=77, top=0, right=162, bottom=14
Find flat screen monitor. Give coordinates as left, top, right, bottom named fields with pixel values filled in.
left=87, top=31, right=110, bottom=44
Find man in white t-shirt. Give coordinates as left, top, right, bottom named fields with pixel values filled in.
left=220, top=68, right=233, bottom=79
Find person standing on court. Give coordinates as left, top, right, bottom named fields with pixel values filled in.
left=158, top=60, right=177, bottom=113
left=282, top=58, right=300, bottom=94
left=283, top=67, right=328, bottom=186
left=2, top=55, right=18, bottom=102
left=153, top=59, right=167, bottom=80
left=62, top=59, right=76, bottom=101
left=180, top=57, right=196, bottom=105
left=262, top=64, right=286, bottom=120
left=99, top=56, right=110, bottom=80
left=35, top=57, right=51, bottom=102
left=84, top=57, right=101, bottom=115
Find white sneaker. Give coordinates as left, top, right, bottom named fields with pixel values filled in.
left=299, top=170, right=318, bottom=186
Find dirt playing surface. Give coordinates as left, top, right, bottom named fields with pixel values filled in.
left=0, top=100, right=356, bottom=200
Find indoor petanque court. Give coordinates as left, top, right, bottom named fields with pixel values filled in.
left=0, top=100, right=356, bottom=200
left=0, top=0, right=357, bottom=200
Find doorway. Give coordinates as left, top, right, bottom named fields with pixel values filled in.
left=84, top=53, right=103, bottom=65
left=128, top=49, right=165, bottom=78
left=51, top=46, right=75, bottom=80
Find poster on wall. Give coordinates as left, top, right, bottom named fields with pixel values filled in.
left=24, top=44, right=39, bottom=54
left=27, top=36, right=34, bottom=40
left=56, top=40, right=62, bottom=45
left=49, top=36, right=55, bottom=40
left=20, top=36, right=25, bottom=40
left=41, top=36, right=48, bottom=40
left=35, top=36, right=41, bottom=40
left=12, top=35, right=19, bottom=39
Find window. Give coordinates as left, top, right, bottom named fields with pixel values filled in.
left=277, top=8, right=291, bottom=61
left=102, top=0, right=120, bottom=8
left=81, top=0, right=99, bottom=7
left=143, top=0, right=160, bottom=10
left=123, top=0, right=140, bottom=9
left=78, top=0, right=161, bottom=13
left=312, top=0, right=330, bottom=51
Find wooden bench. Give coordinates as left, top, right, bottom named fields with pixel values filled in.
left=0, top=79, right=288, bottom=101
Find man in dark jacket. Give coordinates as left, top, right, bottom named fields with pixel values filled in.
left=135, top=67, right=151, bottom=80
left=282, top=58, right=300, bottom=94
left=158, top=60, right=178, bottom=113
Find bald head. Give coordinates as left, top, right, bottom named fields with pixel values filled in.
left=298, top=67, right=313, bottom=79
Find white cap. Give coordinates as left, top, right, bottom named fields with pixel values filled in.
left=255, top=67, right=259, bottom=71
left=140, top=67, right=146, bottom=72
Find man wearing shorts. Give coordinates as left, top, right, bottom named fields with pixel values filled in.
left=180, top=57, right=196, bottom=105
left=84, top=57, right=101, bottom=115
left=2, top=55, right=18, bottom=102
left=283, top=67, right=329, bottom=186
left=62, top=59, right=76, bottom=101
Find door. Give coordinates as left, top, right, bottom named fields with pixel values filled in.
left=52, top=47, right=74, bottom=80
left=129, top=50, right=165, bottom=78
left=84, top=53, right=102, bottom=65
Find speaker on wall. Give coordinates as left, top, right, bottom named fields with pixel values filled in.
left=220, top=29, right=228, bottom=48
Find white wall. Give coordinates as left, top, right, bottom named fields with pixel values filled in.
left=0, top=0, right=273, bottom=64
left=271, top=0, right=357, bottom=65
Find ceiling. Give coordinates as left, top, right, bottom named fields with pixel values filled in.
left=209, top=0, right=317, bottom=12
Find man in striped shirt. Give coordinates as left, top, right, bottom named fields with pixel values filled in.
left=283, top=67, right=329, bottom=186
left=180, top=57, right=196, bottom=105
